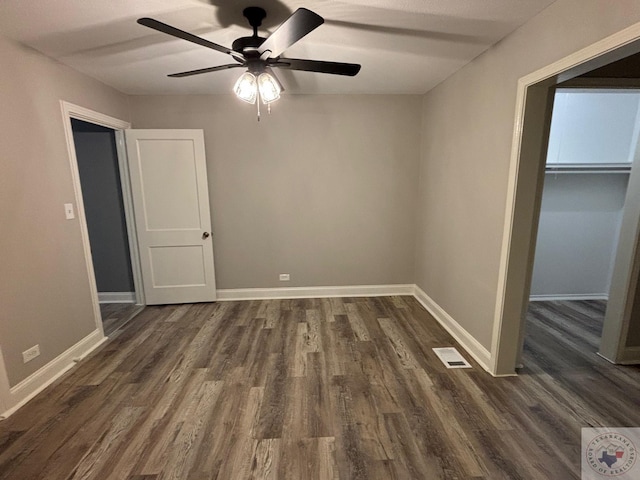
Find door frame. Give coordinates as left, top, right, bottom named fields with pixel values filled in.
left=60, top=101, right=144, bottom=337
left=491, top=24, right=640, bottom=376
left=0, top=346, right=10, bottom=415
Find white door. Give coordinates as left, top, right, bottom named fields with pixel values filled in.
left=125, top=129, right=216, bottom=305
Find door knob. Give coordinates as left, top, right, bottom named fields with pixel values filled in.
left=202, top=231, right=210, bottom=239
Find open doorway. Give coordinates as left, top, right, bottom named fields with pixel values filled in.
left=524, top=88, right=636, bottom=366
left=71, top=119, right=143, bottom=335
left=61, top=101, right=144, bottom=339
left=491, top=31, right=640, bottom=376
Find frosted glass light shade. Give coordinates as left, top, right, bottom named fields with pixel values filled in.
left=234, top=72, right=257, bottom=104
left=258, top=72, right=281, bottom=104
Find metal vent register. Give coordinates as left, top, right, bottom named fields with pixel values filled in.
left=432, top=347, right=472, bottom=369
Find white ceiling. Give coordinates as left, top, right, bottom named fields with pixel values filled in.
left=0, top=0, right=557, bottom=95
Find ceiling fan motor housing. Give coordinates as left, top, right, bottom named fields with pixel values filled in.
left=232, top=36, right=267, bottom=56
left=233, top=7, right=268, bottom=58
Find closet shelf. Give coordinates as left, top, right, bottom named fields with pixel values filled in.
left=545, top=163, right=631, bottom=174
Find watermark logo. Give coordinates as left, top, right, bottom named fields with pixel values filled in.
left=582, top=428, right=639, bottom=479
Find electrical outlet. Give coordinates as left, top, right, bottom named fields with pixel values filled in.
left=279, top=273, right=290, bottom=281
left=22, top=345, right=40, bottom=363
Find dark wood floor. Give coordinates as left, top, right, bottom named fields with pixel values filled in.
left=1, top=297, right=639, bottom=479
left=100, top=303, right=144, bottom=337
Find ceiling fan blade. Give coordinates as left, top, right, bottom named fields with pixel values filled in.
left=137, top=18, right=244, bottom=62
left=258, top=8, right=324, bottom=58
left=168, top=64, right=244, bottom=78
left=273, top=58, right=361, bottom=76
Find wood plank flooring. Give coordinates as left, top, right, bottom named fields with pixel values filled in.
left=100, top=303, right=144, bottom=337
left=1, top=297, right=639, bottom=479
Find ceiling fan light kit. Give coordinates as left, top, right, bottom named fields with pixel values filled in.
left=256, top=72, right=282, bottom=104
left=137, top=6, right=361, bottom=120
left=234, top=71, right=281, bottom=103
left=233, top=71, right=258, bottom=104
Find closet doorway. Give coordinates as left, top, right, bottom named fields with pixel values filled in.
left=71, top=119, right=143, bottom=335
left=524, top=88, right=636, bottom=366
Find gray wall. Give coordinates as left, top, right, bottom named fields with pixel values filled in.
left=415, top=0, right=640, bottom=350
left=530, top=173, right=628, bottom=297
left=130, top=95, right=421, bottom=289
left=72, top=123, right=134, bottom=293
left=0, top=34, right=130, bottom=387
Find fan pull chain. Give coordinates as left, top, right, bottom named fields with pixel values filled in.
left=254, top=91, right=274, bottom=121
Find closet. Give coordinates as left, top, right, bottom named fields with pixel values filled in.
left=530, top=89, right=638, bottom=300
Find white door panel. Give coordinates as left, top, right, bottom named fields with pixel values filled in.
left=125, top=129, right=216, bottom=305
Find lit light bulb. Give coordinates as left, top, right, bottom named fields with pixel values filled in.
left=258, top=72, right=281, bottom=104
left=234, top=72, right=257, bottom=104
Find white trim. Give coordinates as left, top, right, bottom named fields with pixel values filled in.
left=529, top=294, right=608, bottom=302
left=413, top=286, right=493, bottom=374
left=60, top=101, right=132, bottom=338
left=98, top=292, right=136, bottom=303
left=490, top=72, right=533, bottom=376
left=0, top=347, right=11, bottom=414
left=61, top=103, right=131, bottom=130
left=0, top=330, right=107, bottom=419
left=217, top=284, right=415, bottom=301
left=114, top=131, right=145, bottom=306
left=492, top=22, right=640, bottom=376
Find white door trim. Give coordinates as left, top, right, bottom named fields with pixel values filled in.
left=59, top=101, right=135, bottom=337
left=0, top=346, right=10, bottom=415
left=114, top=130, right=145, bottom=306
left=491, top=23, right=640, bottom=375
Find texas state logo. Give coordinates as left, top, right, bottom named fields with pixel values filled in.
left=582, top=428, right=639, bottom=479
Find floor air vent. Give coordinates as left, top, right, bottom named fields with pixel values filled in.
left=432, top=347, right=471, bottom=369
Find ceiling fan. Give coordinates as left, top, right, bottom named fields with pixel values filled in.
left=137, top=7, right=361, bottom=106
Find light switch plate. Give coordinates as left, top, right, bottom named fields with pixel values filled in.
left=64, top=203, right=75, bottom=219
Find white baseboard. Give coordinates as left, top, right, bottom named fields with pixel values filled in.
left=0, top=330, right=107, bottom=419
left=98, top=292, right=135, bottom=304
left=216, top=284, right=415, bottom=301
left=413, top=286, right=492, bottom=374
left=529, top=293, right=608, bottom=302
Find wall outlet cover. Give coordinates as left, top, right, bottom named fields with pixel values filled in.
left=279, top=273, right=290, bottom=281
left=22, top=345, right=40, bottom=363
